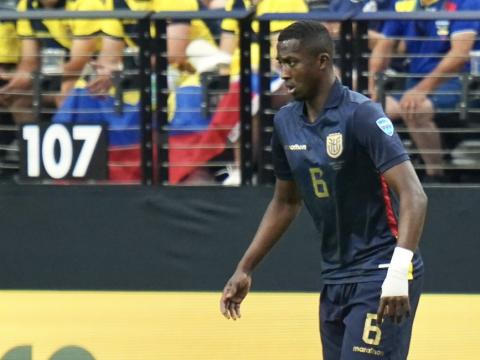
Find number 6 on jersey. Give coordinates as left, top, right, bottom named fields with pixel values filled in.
left=309, top=167, right=330, bottom=198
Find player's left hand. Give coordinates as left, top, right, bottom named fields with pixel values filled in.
left=377, top=295, right=411, bottom=325
left=378, top=246, right=414, bottom=325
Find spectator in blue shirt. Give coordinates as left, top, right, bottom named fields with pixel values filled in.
left=369, top=0, right=480, bottom=180
left=325, top=0, right=395, bottom=49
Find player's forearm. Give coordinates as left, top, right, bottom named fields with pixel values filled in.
left=396, top=186, right=428, bottom=251
left=237, top=199, right=301, bottom=274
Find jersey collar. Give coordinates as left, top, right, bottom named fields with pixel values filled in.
left=292, top=79, right=344, bottom=120
left=323, top=79, right=344, bottom=110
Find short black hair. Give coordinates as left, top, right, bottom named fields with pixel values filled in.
left=278, top=20, right=334, bottom=58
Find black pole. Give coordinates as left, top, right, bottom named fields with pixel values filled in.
left=258, top=19, right=271, bottom=185
left=238, top=14, right=254, bottom=185
left=138, top=17, right=153, bottom=185
left=32, top=72, right=42, bottom=122
left=355, top=20, right=369, bottom=95
left=339, top=20, right=353, bottom=90
left=154, top=18, right=169, bottom=185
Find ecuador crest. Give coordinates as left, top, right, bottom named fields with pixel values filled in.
left=326, top=132, right=343, bottom=158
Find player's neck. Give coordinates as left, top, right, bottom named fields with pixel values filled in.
left=305, top=73, right=336, bottom=123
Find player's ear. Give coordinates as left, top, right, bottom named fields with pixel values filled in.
left=317, top=53, right=331, bottom=70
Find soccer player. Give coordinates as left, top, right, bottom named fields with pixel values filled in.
left=220, top=21, right=427, bottom=360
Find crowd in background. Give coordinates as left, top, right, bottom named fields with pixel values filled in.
left=0, top=0, right=479, bottom=184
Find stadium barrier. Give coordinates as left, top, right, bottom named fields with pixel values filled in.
left=0, top=185, right=478, bottom=359
left=256, top=11, right=480, bottom=184
left=2, top=11, right=480, bottom=185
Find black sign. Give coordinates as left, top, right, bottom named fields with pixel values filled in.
left=19, top=124, right=108, bottom=180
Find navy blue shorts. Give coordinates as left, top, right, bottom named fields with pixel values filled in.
left=319, top=275, right=423, bottom=360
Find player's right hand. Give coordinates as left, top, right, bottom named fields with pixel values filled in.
left=220, top=270, right=252, bottom=320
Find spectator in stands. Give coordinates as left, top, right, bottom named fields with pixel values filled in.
left=323, top=0, right=395, bottom=49
left=0, top=0, right=105, bottom=125
left=88, top=0, right=220, bottom=93
left=0, top=16, right=21, bottom=171
left=369, top=0, right=480, bottom=181
left=71, top=0, right=229, bottom=184
left=0, top=16, right=20, bottom=97
left=216, top=0, right=310, bottom=185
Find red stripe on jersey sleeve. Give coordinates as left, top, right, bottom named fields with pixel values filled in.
left=380, top=175, right=399, bottom=239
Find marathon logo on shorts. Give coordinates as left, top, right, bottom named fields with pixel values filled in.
left=352, top=346, right=385, bottom=357
left=376, top=117, right=394, bottom=136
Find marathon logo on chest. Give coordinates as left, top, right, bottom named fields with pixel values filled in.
left=286, top=144, right=308, bottom=151
left=376, top=117, right=394, bottom=136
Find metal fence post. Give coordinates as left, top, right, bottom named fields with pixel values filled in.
left=339, top=19, right=353, bottom=90
left=258, top=19, right=272, bottom=185
left=32, top=71, right=42, bottom=122
left=238, top=13, right=254, bottom=185
left=138, top=17, right=154, bottom=185
left=154, top=18, right=169, bottom=185
left=354, top=20, right=369, bottom=94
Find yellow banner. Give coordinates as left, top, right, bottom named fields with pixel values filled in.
left=0, top=291, right=478, bottom=360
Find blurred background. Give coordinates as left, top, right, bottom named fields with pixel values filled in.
left=0, top=0, right=479, bottom=359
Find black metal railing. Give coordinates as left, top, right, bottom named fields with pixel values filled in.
left=2, top=10, right=480, bottom=185
left=152, top=10, right=254, bottom=185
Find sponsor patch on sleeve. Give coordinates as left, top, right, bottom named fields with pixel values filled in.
left=376, top=117, right=394, bottom=136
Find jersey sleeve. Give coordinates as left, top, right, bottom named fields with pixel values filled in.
left=0, top=22, right=20, bottom=64
left=271, top=128, right=294, bottom=180
left=16, top=0, right=34, bottom=38
left=450, top=0, right=480, bottom=37
left=353, top=101, right=409, bottom=173
left=69, top=0, right=105, bottom=37
left=153, top=0, right=197, bottom=24
left=100, top=19, right=125, bottom=39
left=382, top=1, right=410, bottom=38
left=221, top=0, right=242, bottom=34
left=381, top=19, right=405, bottom=38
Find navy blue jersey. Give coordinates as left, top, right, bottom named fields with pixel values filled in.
left=271, top=80, right=423, bottom=284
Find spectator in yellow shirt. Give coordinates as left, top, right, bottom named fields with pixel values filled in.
left=0, top=20, right=20, bottom=78
left=88, top=0, right=220, bottom=94
left=218, top=0, right=310, bottom=185
left=0, top=0, right=105, bottom=124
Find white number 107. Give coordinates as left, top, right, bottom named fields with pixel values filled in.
left=22, top=124, right=102, bottom=179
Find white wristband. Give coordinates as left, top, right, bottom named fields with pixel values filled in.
left=381, top=247, right=414, bottom=298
